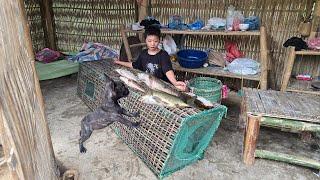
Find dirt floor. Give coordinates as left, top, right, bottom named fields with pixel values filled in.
left=40, top=74, right=319, bottom=180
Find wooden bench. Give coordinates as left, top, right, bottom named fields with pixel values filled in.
left=241, top=88, right=320, bottom=170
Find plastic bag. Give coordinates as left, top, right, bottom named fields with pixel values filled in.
left=208, top=17, right=226, bottom=30
left=225, top=58, right=260, bottom=75
left=226, top=6, right=235, bottom=31
left=163, top=35, right=177, bottom=55
left=232, top=11, right=244, bottom=31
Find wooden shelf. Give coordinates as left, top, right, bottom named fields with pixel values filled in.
left=172, top=62, right=260, bottom=81
left=281, top=47, right=320, bottom=95
left=123, top=28, right=261, bottom=36
left=121, top=25, right=268, bottom=90
left=286, top=78, right=320, bottom=95
left=295, top=50, right=320, bottom=55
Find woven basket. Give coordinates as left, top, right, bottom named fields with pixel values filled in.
left=188, top=77, right=222, bottom=103
left=77, top=59, right=227, bottom=178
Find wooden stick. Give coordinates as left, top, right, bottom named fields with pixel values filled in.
left=243, top=114, right=261, bottom=165
left=261, top=117, right=320, bottom=132
left=120, top=24, right=133, bottom=62
left=39, top=0, right=56, bottom=50
left=260, top=26, right=268, bottom=90
left=123, top=28, right=261, bottom=36
left=255, top=149, right=320, bottom=170
left=280, top=47, right=296, bottom=92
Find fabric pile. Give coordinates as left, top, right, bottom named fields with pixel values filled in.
left=68, top=42, right=119, bottom=62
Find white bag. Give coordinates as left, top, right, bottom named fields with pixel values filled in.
left=163, top=35, right=177, bottom=55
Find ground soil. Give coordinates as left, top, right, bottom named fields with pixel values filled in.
left=35, top=75, right=320, bottom=180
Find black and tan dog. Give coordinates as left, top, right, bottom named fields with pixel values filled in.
left=79, top=74, right=140, bottom=153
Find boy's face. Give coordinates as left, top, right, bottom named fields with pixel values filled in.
left=146, top=35, right=160, bottom=51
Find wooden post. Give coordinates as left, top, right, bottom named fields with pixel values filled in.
left=259, top=26, right=268, bottom=90
left=120, top=25, right=133, bottom=62
left=137, top=0, right=148, bottom=43
left=39, top=0, right=56, bottom=50
left=309, top=0, right=320, bottom=39
left=280, top=46, right=296, bottom=91
left=243, top=114, right=261, bottom=165
left=0, top=0, right=59, bottom=179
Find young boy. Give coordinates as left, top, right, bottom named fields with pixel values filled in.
left=114, top=26, right=186, bottom=91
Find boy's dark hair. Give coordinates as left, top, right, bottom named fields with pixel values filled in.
left=144, top=25, right=161, bottom=39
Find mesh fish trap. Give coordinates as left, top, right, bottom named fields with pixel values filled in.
left=77, top=59, right=227, bottom=178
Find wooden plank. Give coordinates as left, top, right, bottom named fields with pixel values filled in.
left=287, top=78, right=320, bottom=95
left=251, top=88, right=266, bottom=114
left=123, top=28, right=261, bottom=36
left=255, top=149, right=320, bottom=170
left=173, top=62, right=260, bottom=81
left=295, top=50, right=320, bottom=55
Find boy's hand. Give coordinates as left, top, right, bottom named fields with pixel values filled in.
left=174, top=81, right=187, bottom=91
left=113, top=58, right=120, bottom=64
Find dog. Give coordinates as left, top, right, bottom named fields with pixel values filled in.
left=79, top=74, right=140, bottom=153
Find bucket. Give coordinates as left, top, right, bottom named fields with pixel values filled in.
left=188, top=77, right=222, bottom=103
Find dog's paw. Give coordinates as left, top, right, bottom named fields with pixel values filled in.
left=80, top=145, right=87, bottom=153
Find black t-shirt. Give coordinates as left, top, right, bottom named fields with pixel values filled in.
left=132, top=49, right=173, bottom=82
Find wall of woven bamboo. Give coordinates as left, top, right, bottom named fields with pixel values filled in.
left=150, top=0, right=316, bottom=88
left=52, top=0, right=137, bottom=52
left=24, top=0, right=45, bottom=53
left=23, top=0, right=318, bottom=88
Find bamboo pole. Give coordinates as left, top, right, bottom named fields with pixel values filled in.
left=243, top=114, right=261, bottom=165
left=261, top=117, right=320, bottom=132
left=260, top=26, right=268, bottom=90
left=280, top=47, right=296, bottom=92
left=137, top=0, right=148, bottom=42
left=120, top=24, right=133, bottom=62
left=255, top=149, right=320, bottom=170
left=39, top=0, right=56, bottom=50
left=315, top=0, right=320, bottom=16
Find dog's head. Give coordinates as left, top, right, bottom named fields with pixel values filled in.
left=104, top=74, right=129, bottom=102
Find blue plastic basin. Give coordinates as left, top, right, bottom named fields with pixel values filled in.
left=177, top=49, right=208, bottom=69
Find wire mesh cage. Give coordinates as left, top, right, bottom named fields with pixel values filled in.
left=77, top=59, right=227, bottom=178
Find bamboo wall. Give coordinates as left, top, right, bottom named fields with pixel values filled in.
left=23, top=0, right=318, bottom=88
left=24, top=0, right=45, bottom=52
left=52, top=0, right=137, bottom=52
left=0, top=0, right=58, bottom=179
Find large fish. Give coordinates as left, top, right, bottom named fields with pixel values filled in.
left=137, top=72, right=215, bottom=109
left=119, top=76, right=146, bottom=93
left=141, top=90, right=189, bottom=108
left=137, top=73, right=181, bottom=96
left=115, top=68, right=138, bottom=82
left=116, top=69, right=215, bottom=109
